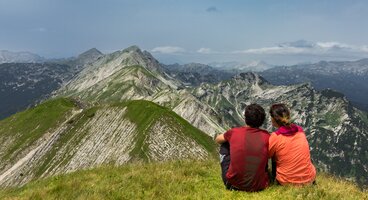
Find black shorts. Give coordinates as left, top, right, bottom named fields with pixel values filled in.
left=219, top=142, right=239, bottom=190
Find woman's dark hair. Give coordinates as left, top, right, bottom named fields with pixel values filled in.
left=244, top=104, right=266, bottom=128
left=269, top=103, right=291, bottom=127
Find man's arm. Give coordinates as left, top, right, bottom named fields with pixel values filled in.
left=215, top=133, right=227, bottom=144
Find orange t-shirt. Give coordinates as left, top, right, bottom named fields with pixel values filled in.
left=269, top=131, right=316, bottom=185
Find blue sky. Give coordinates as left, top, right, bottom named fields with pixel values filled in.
left=1, top=0, right=368, bottom=64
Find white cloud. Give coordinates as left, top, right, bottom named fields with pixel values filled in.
left=197, top=48, right=213, bottom=54
left=232, top=40, right=368, bottom=56
left=361, top=46, right=368, bottom=53
left=151, top=46, right=185, bottom=54
left=316, top=42, right=350, bottom=49
left=233, top=46, right=306, bottom=54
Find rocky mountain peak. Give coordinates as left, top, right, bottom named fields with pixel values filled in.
left=122, top=45, right=142, bottom=54
left=78, top=48, right=103, bottom=58
left=233, top=72, right=268, bottom=85
left=76, top=48, right=103, bottom=65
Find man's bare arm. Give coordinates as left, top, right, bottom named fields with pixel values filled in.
left=215, top=133, right=226, bottom=144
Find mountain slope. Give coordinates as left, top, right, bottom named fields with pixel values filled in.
left=0, top=160, right=367, bottom=200
left=0, top=98, right=216, bottom=187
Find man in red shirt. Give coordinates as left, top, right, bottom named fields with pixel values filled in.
left=215, top=104, right=270, bottom=191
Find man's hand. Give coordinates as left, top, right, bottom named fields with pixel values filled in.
left=215, top=133, right=226, bottom=144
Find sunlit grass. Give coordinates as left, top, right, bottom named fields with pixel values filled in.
left=0, top=159, right=366, bottom=200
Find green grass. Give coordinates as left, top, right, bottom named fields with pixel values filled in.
left=0, top=159, right=366, bottom=200
left=0, top=98, right=76, bottom=163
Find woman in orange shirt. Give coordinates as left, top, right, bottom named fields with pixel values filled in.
left=268, top=103, right=316, bottom=185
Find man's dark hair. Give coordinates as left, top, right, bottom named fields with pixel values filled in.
left=244, top=104, right=266, bottom=128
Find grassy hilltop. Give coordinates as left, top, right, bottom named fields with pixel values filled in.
left=0, top=98, right=217, bottom=187
left=0, top=159, right=366, bottom=200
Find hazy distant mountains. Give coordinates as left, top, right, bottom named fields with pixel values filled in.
left=0, top=48, right=103, bottom=119
left=0, top=50, right=45, bottom=64
left=260, top=59, right=368, bottom=111
left=209, top=60, right=273, bottom=72
left=163, top=63, right=234, bottom=86
left=0, top=63, right=73, bottom=119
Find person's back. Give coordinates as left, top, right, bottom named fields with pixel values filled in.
left=215, top=104, right=270, bottom=191
left=269, top=125, right=316, bottom=184
left=268, top=104, right=316, bottom=185
left=224, top=126, right=269, bottom=191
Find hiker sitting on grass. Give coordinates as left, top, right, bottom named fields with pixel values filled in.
left=268, top=103, right=316, bottom=185
left=215, top=104, right=270, bottom=192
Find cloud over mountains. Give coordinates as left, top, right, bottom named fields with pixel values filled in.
left=151, top=40, right=368, bottom=64
left=233, top=40, right=368, bottom=56
left=151, top=46, right=186, bottom=54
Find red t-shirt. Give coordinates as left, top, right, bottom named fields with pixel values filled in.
left=224, top=126, right=270, bottom=191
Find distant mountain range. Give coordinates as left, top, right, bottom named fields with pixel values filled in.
left=0, top=48, right=103, bottom=119
left=0, top=50, right=45, bottom=64
left=0, top=46, right=367, bottom=188
left=209, top=60, right=273, bottom=72
left=260, top=59, right=368, bottom=111
left=167, top=59, right=368, bottom=112
left=162, top=63, right=234, bottom=86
